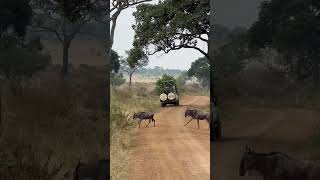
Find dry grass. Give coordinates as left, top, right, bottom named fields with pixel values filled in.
left=0, top=65, right=107, bottom=180
left=110, top=83, right=159, bottom=180
left=180, top=83, right=210, bottom=97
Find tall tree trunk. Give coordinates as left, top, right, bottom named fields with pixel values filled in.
left=129, top=72, right=133, bottom=86
left=104, top=1, right=111, bottom=170
left=62, top=41, right=70, bottom=76
left=209, top=0, right=216, bottom=179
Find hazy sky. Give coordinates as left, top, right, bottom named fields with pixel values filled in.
left=112, top=4, right=207, bottom=70
left=112, top=0, right=262, bottom=70
left=214, top=0, right=263, bottom=28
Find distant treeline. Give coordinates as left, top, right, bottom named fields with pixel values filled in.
left=135, top=66, right=185, bottom=77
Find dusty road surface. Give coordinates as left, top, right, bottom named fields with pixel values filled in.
left=212, top=106, right=320, bottom=180
left=128, top=96, right=210, bottom=180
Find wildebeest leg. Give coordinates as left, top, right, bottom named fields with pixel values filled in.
left=184, top=118, right=193, bottom=126
left=138, top=120, right=141, bottom=128
left=146, top=119, right=151, bottom=127
left=197, top=119, right=200, bottom=129
left=153, top=118, right=155, bottom=127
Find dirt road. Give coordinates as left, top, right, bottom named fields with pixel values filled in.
left=213, top=106, right=320, bottom=180
left=128, top=96, right=210, bottom=180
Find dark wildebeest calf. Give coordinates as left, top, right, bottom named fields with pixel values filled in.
left=239, top=146, right=320, bottom=180
left=133, top=112, right=155, bottom=128
left=74, top=159, right=108, bottom=180
left=184, top=108, right=210, bottom=129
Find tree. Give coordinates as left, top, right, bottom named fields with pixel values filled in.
left=211, top=24, right=231, bottom=49
left=248, top=0, right=320, bottom=87
left=120, top=47, right=148, bottom=86
left=211, top=27, right=248, bottom=81
left=187, top=57, right=209, bottom=87
left=111, top=49, right=125, bottom=86
left=155, top=74, right=177, bottom=93
left=0, top=0, right=50, bottom=86
left=111, top=49, right=121, bottom=73
left=109, top=0, right=155, bottom=47
left=0, top=0, right=32, bottom=37
left=111, top=72, right=126, bottom=86
left=132, top=0, right=209, bottom=59
left=0, top=41, right=51, bottom=81
left=29, top=0, right=106, bottom=76
left=212, top=44, right=244, bottom=80
left=176, top=71, right=188, bottom=90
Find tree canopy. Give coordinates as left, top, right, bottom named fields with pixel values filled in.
left=120, top=47, right=148, bottom=86
left=132, top=0, right=209, bottom=59
left=0, top=0, right=50, bottom=80
left=111, top=49, right=120, bottom=73
left=248, top=0, right=320, bottom=86
left=249, top=0, right=320, bottom=53
left=155, top=74, right=177, bottom=93
left=0, top=45, right=51, bottom=80
left=29, top=0, right=107, bottom=75
left=110, top=0, right=154, bottom=47
left=187, top=57, right=209, bottom=87
left=0, top=0, right=32, bottom=37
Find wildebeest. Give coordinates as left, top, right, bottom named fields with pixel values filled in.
left=133, top=112, right=155, bottom=128
left=74, top=159, right=108, bottom=180
left=184, top=108, right=210, bottom=129
left=239, top=146, right=320, bottom=180
left=185, top=107, right=198, bottom=118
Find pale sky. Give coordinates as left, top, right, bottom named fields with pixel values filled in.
left=112, top=4, right=207, bottom=71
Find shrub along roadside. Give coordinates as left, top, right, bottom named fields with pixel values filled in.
left=110, top=85, right=159, bottom=180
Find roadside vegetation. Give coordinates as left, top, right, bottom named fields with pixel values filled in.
left=0, top=65, right=107, bottom=180
left=110, top=83, right=159, bottom=180
left=0, top=0, right=109, bottom=179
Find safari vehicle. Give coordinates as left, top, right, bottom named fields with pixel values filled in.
left=159, top=80, right=179, bottom=107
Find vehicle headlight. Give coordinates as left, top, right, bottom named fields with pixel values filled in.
left=168, top=93, right=175, bottom=100
left=160, top=93, right=167, bottom=101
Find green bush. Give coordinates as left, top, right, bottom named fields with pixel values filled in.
left=111, top=72, right=126, bottom=86
left=0, top=36, right=51, bottom=80
left=155, top=74, right=177, bottom=93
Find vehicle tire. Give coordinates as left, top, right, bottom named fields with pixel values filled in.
left=161, top=103, right=165, bottom=107
left=176, top=101, right=179, bottom=106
